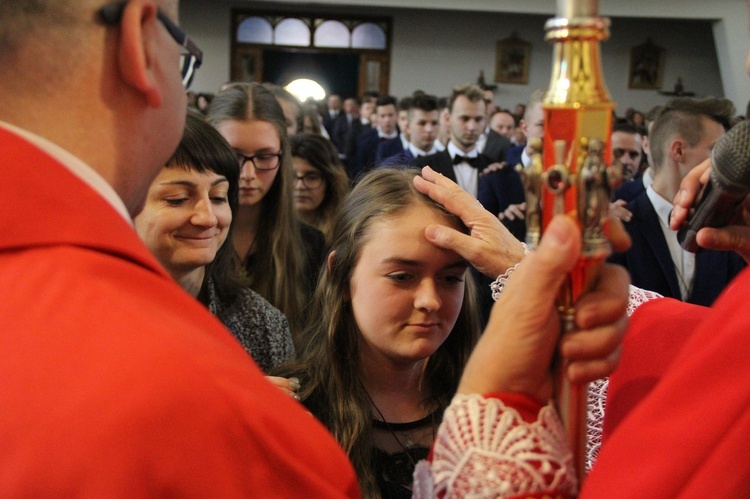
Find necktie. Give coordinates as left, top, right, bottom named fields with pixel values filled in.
left=453, top=154, right=480, bottom=169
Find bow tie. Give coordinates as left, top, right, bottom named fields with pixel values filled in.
left=453, top=154, right=481, bottom=168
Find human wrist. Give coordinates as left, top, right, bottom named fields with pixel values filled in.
left=490, top=243, right=530, bottom=300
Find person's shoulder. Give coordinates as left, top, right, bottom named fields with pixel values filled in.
left=615, top=178, right=645, bottom=202
left=357, top=128, right=377, bottom=143
left=299, top=221, right=326, bottom=246
left=626, top=190, right=652, bottom=219
left=238, top=286, right=290, bottom=326
left=414, top=149, right=447, bottom=167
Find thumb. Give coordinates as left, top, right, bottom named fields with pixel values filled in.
left=501, top=215, right=581, bottom=305
left=458, top=215, right=582, bottom=398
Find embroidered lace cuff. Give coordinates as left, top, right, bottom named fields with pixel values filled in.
left=586, top=285, right=663, bottom=471
left=413, top=394, right=577, bottom=498
left=490, top=243, right=531, bottom=301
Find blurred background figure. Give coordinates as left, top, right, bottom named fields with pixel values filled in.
left=290, top=133, right=351, bottom=244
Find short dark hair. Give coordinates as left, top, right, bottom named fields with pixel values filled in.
left=375, top=95, right=397, bottom=109
left=613, top=122, right=644, bottom=136
left=410, top=93, right=438, bottom=113
left=437, top=96, right=450, bottom=112
left=649, top=97, right=735, bottom=169
left=361, top=91, right=379, bottom=104
left=167, top=112, right=246, bottom=307
left=397, top=96, right=413, bottom=112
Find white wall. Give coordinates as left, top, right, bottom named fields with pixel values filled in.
left=182, top=0, right=743, bottom=116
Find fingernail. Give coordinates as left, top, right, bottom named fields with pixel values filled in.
left=290, top=392, right=301, bottom=401
left=544, top=217, right=573, bottom=247
left=678, top=189, right=688, bottom=205
left=289, top=377, right=301, bottom=391
left=424, top=225, right=439, bottom=240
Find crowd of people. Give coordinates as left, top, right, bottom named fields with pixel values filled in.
left=3, top=0, right=750, bottom=497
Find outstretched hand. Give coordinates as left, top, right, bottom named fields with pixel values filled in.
left=670, top=158, right=750, bottom=263
left=457, top=215, right=630, bottom=402
left=413, top=166, right=527, bottom=278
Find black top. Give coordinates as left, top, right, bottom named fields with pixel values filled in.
left=371, top=414, right=436, bottom=499
left=243, top=221, right=326, bottom=298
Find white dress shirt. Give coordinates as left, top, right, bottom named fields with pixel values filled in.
left=646, top=185, right=695, bottom=300
left=408, top=142, right=437, bottom=158
left=448, top=141, right=479, bottom=197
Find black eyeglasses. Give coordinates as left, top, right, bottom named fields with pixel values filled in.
left=294, top=172, right=324, bottom=189
left=237, top=152, right=282, bottom=172
left=98, top=1, right=203, bottom=89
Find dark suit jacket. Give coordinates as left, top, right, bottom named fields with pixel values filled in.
left=352, top=128, right=380, bottom=182
left=482, top=130, right=512, bottom=163
left=379, top=149, right=417, bottom=169
left=330, top=113, right=352, bottom=154
left=615, top=177, right=646, bottom=203
left=414, top=149, right=491, bottom=183
left=607, top=191, right=746, bottom=306
left=322, top=110, right=340, bottom=136
left=477, top=144, right=527, bottom=242
left=376, top=136, right=404, bottom=162
left=344, top=120, right=367, bottom=171
left=504, top=144, right=525, bottom=169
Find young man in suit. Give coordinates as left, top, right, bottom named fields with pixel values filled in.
left=608, top=97, right=744, bottom=306
left=322, top=92, right=342, bottom=136
left=478, top=89, right=546, bottom=241
left=0, top=1, right=358, bottom=495
left=352, top=94, right=398, bottom=181
left=415, top=84, right=492, bottom=197
left=380, top=93, right=440, bottom=168
left=331, top=96, right=359, bottom=155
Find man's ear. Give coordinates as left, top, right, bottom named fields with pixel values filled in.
left=669, top=138, right=685, bottom=163
left=519, top=118, right=528, bottom=136
left=117, top=1, right=163, bottom=108
left=443, top=109, right=451, bottom=126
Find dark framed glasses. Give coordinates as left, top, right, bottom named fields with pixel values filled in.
left=98, top=1, right=203, bottom=89
left=237, top=152, right=283, bottom=172
left=294, top=172, right=324, bottom=189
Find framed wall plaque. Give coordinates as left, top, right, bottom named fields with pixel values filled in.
left=495, top=33, right=531, bottom=85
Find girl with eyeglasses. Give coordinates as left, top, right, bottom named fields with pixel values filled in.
left=290, top=133, right=350, bottom=245
left=207, top=83, right=327, bottom=346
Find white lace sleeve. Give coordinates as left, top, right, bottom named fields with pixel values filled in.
left=626, top=285, right=662, bottom=316
left=490, top=244, right=530, bottom=301
left=585, top=285, right=663, bottom=471
left=413, top=394, right=577, bottom=498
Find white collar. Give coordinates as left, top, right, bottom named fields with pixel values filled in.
left=447, top=141, right=478, bottom=159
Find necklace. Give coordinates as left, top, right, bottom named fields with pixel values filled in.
left=362, top=388, right=435, bottom=467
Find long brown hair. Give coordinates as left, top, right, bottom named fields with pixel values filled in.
left=289, top=133, right=350, bottom=245
left=207, top=83, right=309, bottom=338
left=276, top=169, right=481, bottom=497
